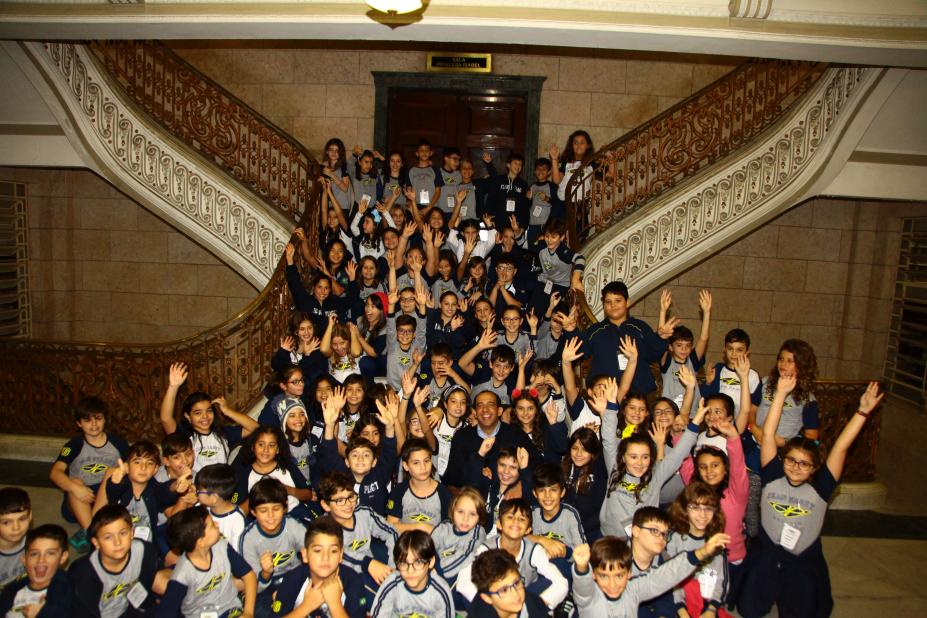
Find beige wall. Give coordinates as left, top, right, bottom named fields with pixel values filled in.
left=2, top=167, right=258, bottom=344
left=168, top=42, right=739, bottom=160
left=627, top=197, right=921, bottom=381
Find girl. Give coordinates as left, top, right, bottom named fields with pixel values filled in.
left=561, top=335, right=637, bottom=435
left=378, top=150, right=407, bottom=209
left=598, top=377, right=708, bottom=539
left=318, top=239, right=352, bottom=298
left=356, top=293, right=389, bottom=379
left=460, top=256, right=489, bottom=303
left=752, top=339, right=820, bottom=448
left=465, top=445, right=530, bottom=531
left=430, top=487, right=487, bottom=586
left=234, top=425, right=312, bottom=516
left=349, top=256, right=387, bottom=307
left=387, top=438, right=452, bottom=534
left=422, top=385, right=470, bottom=481
left=737, top=379, right=883, bottom=618
left=510, top=390, right=567, bottom=464
left=350, top=149, right=379, bottom=210
left=370, top=530, right=454, bottom=617
left=319, top=314, right=363, bottom=384
left=666, top=482, right=730, bottom=618
left=278, top=397, right=317, bottom=486
left=321, top=137, right=352, bottom=215
left=159, top=362, right=258, bottom=473
left=318, top=198, right=352, bottom=250
left=284, top=244, right=345, bottom=328
left=431, top=250, right=460, bottom=306
left=561, top=428, right=607, bottom=542
left=549, top=130, right=595, bottom=203
left=533, top=291, right=567, bottom=361
left=335, top=374, right=370, bottom=448
left=257, top=364, right=307, bottom=427
left=271, top=311, right=323, bottom=380
left=349, top=413, right=386, bottom=450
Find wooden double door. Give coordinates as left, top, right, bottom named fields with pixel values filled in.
left=387, top=88, right=526, bottom=168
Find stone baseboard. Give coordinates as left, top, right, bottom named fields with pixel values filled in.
left=830, top=481, right=888, bottom=510
left=0, top=433, right=65, bottom=462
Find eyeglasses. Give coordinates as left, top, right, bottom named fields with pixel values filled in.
left=397, top=328, right=416, bottom=335
left=783, top=456, right=814, bottom=471
left=501, top=316, right=520, bottom=323
left=287, top=379, right=304, bottom=385
left=329, top=493, right=358, bottom=507
left=195, top=490, right=215, bottom=497
left=640, top=526, right=669, bottom=540
left=687, top=504, right=717, bottom=515
left=653, top=408, right=675, bottom=416
left=496, top=265, right=515, bottom=272
left=397, top=558, right=429, bottom=572
left=486, top=576, right=525, bottom=599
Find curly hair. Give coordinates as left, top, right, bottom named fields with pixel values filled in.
left=606, top=433, right=655, bottom=503
left=766, top=339, right=818, bottom=404
left=667, top=481, right=726, bottom=538
left=512, top=391, right=546, bottom=455
left=562, top=428, right=601, bottom=496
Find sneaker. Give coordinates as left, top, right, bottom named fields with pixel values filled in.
left=68, top=529, right=90, bottom=553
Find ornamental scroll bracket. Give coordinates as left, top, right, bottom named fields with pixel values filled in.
left=580, top=66, right=888, bottom=318
left=10, top=41, right=292, bottom=288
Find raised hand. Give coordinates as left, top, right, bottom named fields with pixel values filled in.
left=659, top=289, right=672, bottom=313
left=478, top=436, right=496, bottom=457
left=411, top=347, right=425, bottom=366
left=345, top=260, right=357, bottom=281
left=285, top=243, right=296, bottom=264
left=516, top=447, right=530, bottom=470
left=526, top=308, right=539, bottom=332
left=543, top=400, right=559, bottom=425
left=561, top=337, right=583, bottom=363
left=403, top=186, right=416, bottom=203
left=110, top=459, right=127, bottom=485
left=211, top=397, right=232, bottom=418
left=619, top=335, right=638, bottom=361
left=482, top=151, right=493, bottom=164
left=548, top=144, right=560, bottom=161
left=434, top=230, right=446, bottom=248
left=478, top=327, right=498, bottom=351
left=677, top=364, right=696, bottom=390
left=412, top=387, right=430, bottom=410
left=303, top=336, right=321, bottom=356
left=858, top=381, right=884, bottom=414
left=456, top=188, right=469, bottom=203
left=715, top=418, right=738, bottom=439
left=517, top=349, right=534, bottom=370
left=603, top=376, right=619, bottom=404
left=463, top=234, right=477, bottom=255
left=279, top=336, right=295, bottom=352
left=421, top=224, right=433, bottom=244
left=450, top=314, right=465, bottom=331
left=322, top=394, right=341, bottom=427
left=648, top=421, right=669, bottom=445
left=776, top=374, right=797, bottom=396
left=699, top=533, right=732, bottom=559
left=658, top=316, right=681, bottom=339
left=375, top=395, right=397, bottom=426
left=698, top=289, right=713, bottom=313
left=426, top=407, right=444, bottom=428
left=168, top=362, right=188, bottom=388
left=401, top=368, right=417, bottom=398
left=402, top=221, right=417, bottom=239
left=734, top=353, right=751, bottom=379
left=509, top=214, right=522, bottom=237
left=692, top=397, right=708, bottom=426
left=572, top=543, right=590, bottom=571
left=705, top=364, right=717, bottom=384
left=328, top=386, right=346, bottom=415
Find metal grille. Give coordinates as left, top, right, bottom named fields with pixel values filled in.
left=884, top=217, right=927, bottom=409
left=0, top=182, right=29, bottom=338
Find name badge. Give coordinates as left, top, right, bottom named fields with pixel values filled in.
left=624, top=524, right=633, bottom=538
left=133, top=525, right=151, bottom=541
left=618, top=354, right=629, bottom=371
left=200, top=612, right=218, bottom=618
left=460, top=205, right=468, bottom=217
left=697, top=568, right=718, bottom=599
left=780, top=523, right=801, bottom=550
left=673, top=394, right=685, bottom=408
left=359, top=194, right=371, bottom=208
left=506, top=199, right=516, bottom=212
left=127, top=582, right=148, bottom=609
left=446, top=196, right=456, bottom=209
left=533, top=205, right=543, bottom=218
left=419, top=190, right=430, bottom=204
left=543, top=280, right=553, bottom=294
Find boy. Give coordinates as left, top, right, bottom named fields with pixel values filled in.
left=237, top=479, right=306, bottom=610
left=657, top=289, right=711, bottom=412
left=528, top=463, right=585, bottom=573
left=386, top=439, right=452, bottom=534
left=195, top=463, right=247, bottom=549
left=468, top=548, right=549, bottom=617
left=489, top=258, right=528, bottom=317
left=526, top=157, right=563, bottom=246
left=528, top=218, right=585, bottom=315
left=415, top=343, right=470, bottom=410
left=0, top=524, right=70, bottom=616
left=407, top=139, right=443, bottom=210
left=93, top=441, right=180, bottom=545
left=700, top=328, right=762, bottom=419
left=460, top=338, right=518, bottom=410
left=317, top=472, right=397, bottom=602
left=425, top=300, right=469, bottom=359
left=385, top=307, right=428, bottom=393
left=156, top=433, right=198, bottom=550
left=494, top=304, right=534, bottom=360
left=627, top=507, right=676, bottom=618
left=273, top=515, right=366, bottom=618
left=370, top=530, right=453, bottom=618
left=49, top=397, right=129, bottom=551
left=572, top=532, right=728, bottom=617
left=438, top=146, right=462, bottom=214
left=69, top=504, right=159, bottom=617
left=0, top=487, right=31, bottom=592
left=159, top=506, right=257, bottom=618
left=482, top=152, right=530, bottom=231
left=457, top=499, right=568, bottom=611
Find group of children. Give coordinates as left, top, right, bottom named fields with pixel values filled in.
left=2, top=134, right=883, bottom=617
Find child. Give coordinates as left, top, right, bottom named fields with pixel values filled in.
left=527, top=463, right=585, bottom=575
left=430, top=386, right=471, bottom=480
left=69, top=504, right=158, bottom=617
left=510, top=390, right=567, bottom=464
left=234, top=426, right=312, bottom=515
left=386, top=438, right=452, bottom=534
left=528, top=218, right=584, bottom=314
left=438, top=146, right=462, bottom=214
left=320, top=315, right=364, bottom=384
left=194, top=464, right=247, bottom=549
left=465, top=446, right=530, bottom=531
left=258, top=364, right=307, bottom=428
left=159, top=506, right=257, bottom=618
left=271, top=311, right=324, bottom=381
left=752, top=338, right=821, bottom=447
left=493, top=305, right=533, bottom=360
left=272, top=515, right=366, bottom=618
left=385, top=308, right=427, bottom=393
left=0, top=488, right=31, bottom=593
left=737, top=379, right=883, bottom=618
left=317, top=472, right=397, bottom=595
left=562, top=335, right=637, bottom=436
left=277, top=397, right=317, bottom=487
left=627, top=507, right=676, bottom=617
left=237, top=479, right=307, bottom=613
left=94, top=441, right=179, bottom=545
left=407, top=139, right=444, bottom=210
left=550, top=130, right=593, bottom=203
left=598, top=379, right=707, bottom=539
left=468, top=548, right=549, bottom=617
left=489, top=260, right=528, bottom=317
left=561, top=428, right=607, bottom=542
left=658, top=288, right=712, bottom=415
left=571, top=530, right=729, bottom=616
left=414, top=343, right=470, bottom=413
left=159, top=362, right=258, bottom=472
left=460, top=337, right=517, bottom=410
left=430, top=487, right=486, bottom=587
left=370, top=530, right=454, bottom=617
left=700, top=328, right=762, bottom=420
left=0, top=524, right=70, bottom=617
left=49, top=397, right=129, bottom=552
left=482, top=151, right=530, bottom=231
left=666, top=482, right=730, bottom=617
left=526, top=157, right=563, bottom=246
left=156, top=433, right=197, bottom=542
left=457, top=498, right=568, bottom=611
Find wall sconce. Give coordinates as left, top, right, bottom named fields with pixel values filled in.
left=365, top=0, right=423, bottom=14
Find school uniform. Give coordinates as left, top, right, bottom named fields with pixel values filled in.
left=531, top=503, right=586, bottom=552
left=54, top=433, right=130, bottom=522
left=665, top=532, right=728, bottom=616
left=437, top=167, right=462, bottom=213
left=269, top=346, right=327, bottom=384
left=318, top=436, right=396, bottom=515
left=444, top=422, right=537, bottom=489
left=483, top=165, right=530, bottom=231
left=233, top=461, right=311, bottom=514
left=632, top=550, right=677, bottom=618
left=339, top=506, right=398, bottom=575
left=0, top=570, right=70, bottom=618
left=385, top=309, right=428, bottom=392
left=699, top=363, right=762, bottom=419
left=0, top=541, right=24, bottom=593
left=386, top=481, right=452, bottom=529
left=407, top=165, right=444, bottom=207
left=156, top=539, right=251, bottom=618
left=464, top=458, right=527, bottom=532
left=238, top=515, right=307, bottom=593
left=285, top=264, right=348, bottom=330
left=467, top=590, right=550, bottom=617
left=660, top=350, right=706, bottom=415
left=564, top=457, right=607, bottom=541
left=273, top=563, right=367, bottom=618
left=210, top=506, right=247, bottom=550
left=430, top=520, right=485, bottom=585
left=175, top=423, right=243, bottom=474
left=457, top=538, right=568, bottom=609
left=68, top=538, right=158, bottom=617
left=104, top=477, right=178, bottom=545
left=600, top=403, right=698, bottom=538
left=526, top=179, right=563, bottom=244
left=370, top=571, right=454, bottom=618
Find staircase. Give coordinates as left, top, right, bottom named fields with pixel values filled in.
left=0, top=44, right=896, bottom=483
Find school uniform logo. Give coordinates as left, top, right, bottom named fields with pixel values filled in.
left=60, top=447, right=71, bottom=457
left=198, top=449, right=219, bottom=459
left=721, top=377, right=741, bottom=386
left=440, top=548, right=456, bottom=558
left=619, top=480, right=640, bottom=492
left=541, top=531, right=564, bottom=541
left=768, top=501, right=810, bottom=518
left=349, top=538, right=369, bottom=552
left=271, top=550, right=296, bottom=568
left=81, top=462, right=109, bottom=475
left=195, top=573, right=226, bottom=594
left=407, top=513, right=433, bottom=523
left=102, top=581, right=135, bottom=601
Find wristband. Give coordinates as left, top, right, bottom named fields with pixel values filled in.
left=856, top=409, right=870, bottom=418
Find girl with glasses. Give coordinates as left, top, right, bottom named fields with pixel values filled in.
left=370, top=530, right=454, bottom=617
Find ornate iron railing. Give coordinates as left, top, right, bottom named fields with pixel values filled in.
left=88, top=41, right=316, bottom=224
left=565, top=59, right=827, bottom=246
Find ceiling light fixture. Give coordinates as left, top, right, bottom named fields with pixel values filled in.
left=365, top=0, right=423, bottom=15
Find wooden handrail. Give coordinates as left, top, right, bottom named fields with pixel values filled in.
left=564, top=59, right=827, bottom=247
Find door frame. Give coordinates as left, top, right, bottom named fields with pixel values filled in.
left=372, top=72, right=546, bottom=174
